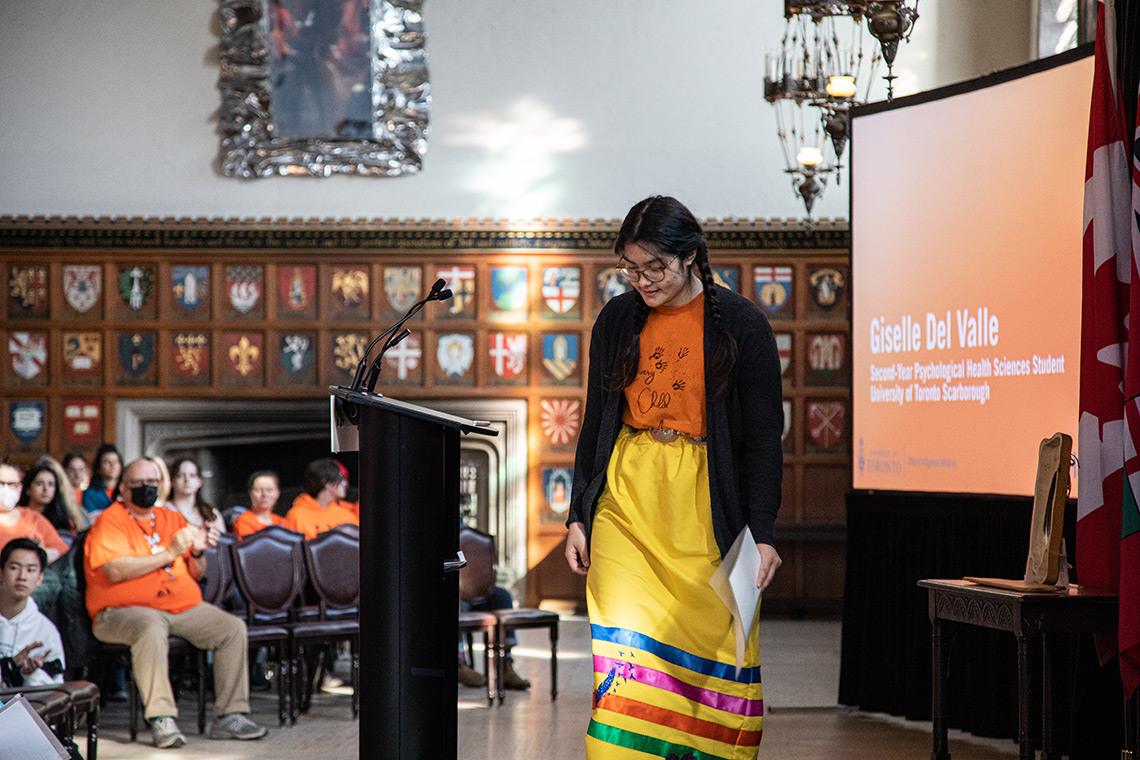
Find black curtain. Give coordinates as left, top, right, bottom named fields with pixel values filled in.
left=839, top=492, right=1034, bottom=736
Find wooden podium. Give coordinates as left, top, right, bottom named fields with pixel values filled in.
left=330, top=387, right=497, bottom=759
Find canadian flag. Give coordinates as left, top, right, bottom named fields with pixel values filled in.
left=1077, top=0, right=1140, bottom=697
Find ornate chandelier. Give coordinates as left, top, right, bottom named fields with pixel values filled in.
left=785, top=1, right=920, bottom=99
left=767, top=1, right=919, bottom=216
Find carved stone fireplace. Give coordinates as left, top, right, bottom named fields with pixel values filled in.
left=115, top=397, right=528, bottom=589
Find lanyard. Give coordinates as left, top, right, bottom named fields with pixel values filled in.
left=134, top=512, right=174, bottom=579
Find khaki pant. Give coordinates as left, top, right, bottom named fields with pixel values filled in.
left=93, top=602, right=250, bottom=720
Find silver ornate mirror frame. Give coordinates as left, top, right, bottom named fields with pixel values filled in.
left=216, top=0, right=430, bottom=178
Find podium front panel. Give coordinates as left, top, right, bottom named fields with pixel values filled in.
left=358, top=401, right=460, bottom=758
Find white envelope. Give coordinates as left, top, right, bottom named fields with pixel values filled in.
left=0, top=694, right=69, bottom=760
left=708, top=525, right=763, bottom=677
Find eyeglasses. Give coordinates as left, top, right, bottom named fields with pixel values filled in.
left=616, top=252, right=681, bottom=284
left=0, top=481, right=19, bottom=489
left=125, top=479, right=161, bottom=488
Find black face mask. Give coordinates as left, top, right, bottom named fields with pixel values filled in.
left=130, top=484, right=159, bottom=509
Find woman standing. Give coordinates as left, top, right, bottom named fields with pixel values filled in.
left=81, top=444, right=122, bottom=516
left=564, top=196, right=783, bottom=760
left=167, top=458, right=226, bottom=536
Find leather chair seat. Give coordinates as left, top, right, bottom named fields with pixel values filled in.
left=58, top=680, right=100, bottom=712
left=24, top=689, right=71, bottom=722
left=495, top=608, right=559, bottom=627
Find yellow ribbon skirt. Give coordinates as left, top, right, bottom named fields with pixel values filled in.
left=586, top=427, right=763, bottom=760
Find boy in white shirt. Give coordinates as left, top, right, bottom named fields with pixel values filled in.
left=0, top=537, right=64, bottom=688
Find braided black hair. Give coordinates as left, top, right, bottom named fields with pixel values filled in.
left=604, top=196, right=739, bottom=400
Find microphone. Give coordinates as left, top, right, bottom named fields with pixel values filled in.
left=348, top=279, right=446, bottom=393
left=357, top=280, right=452, bottom=392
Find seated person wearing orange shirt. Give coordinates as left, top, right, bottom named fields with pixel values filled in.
left=333, top=459, right=360, bottom=518
left=84, top=457, right=267, bottom=749
left=285, top=458, right=358, bottom=540
left=232, top=471, right=288, bottom=539
left=62, top=453, right=90, bottom=508
left=0, top=463, right=68, bottom=564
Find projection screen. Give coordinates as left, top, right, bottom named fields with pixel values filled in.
left=851, top=49, right=1093, bottom=496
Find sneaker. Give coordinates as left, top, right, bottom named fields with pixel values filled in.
left=208, top=713, right=268, bottom=741
left=150, top=716, right=186, bottom=749
left=458, top=662, right=487, bottom=688
left=502, top=657, right=531, bottom=690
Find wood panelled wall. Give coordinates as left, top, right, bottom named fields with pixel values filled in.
left=0, top=217, right=850, bottom=612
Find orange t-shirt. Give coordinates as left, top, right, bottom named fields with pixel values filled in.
left=232, top=509, right=289, bottom=540
left=622, top=292, right=706, bottom=436
left=83, top=502, right=203, bottom=620
left=0, top=508, right=68, bottom=557
left=285, top=493, right=359, bottom=540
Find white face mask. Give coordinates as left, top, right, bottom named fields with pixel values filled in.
left=0, top=485, right=19, bottom=511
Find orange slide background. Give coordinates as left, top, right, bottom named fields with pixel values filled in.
left=851, top=55, right=1092, bottom=496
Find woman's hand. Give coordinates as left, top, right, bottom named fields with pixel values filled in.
left=756, top=543, right=782, bottom=591
left=565, top=522, right=590, bottom=576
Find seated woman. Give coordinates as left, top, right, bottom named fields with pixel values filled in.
left=20, top=463, right=83, bottom=533
left=232, top=472, right=288, bottom=539
left=33, top=456, right=90, bottom=532
left=166, top=458, right=226, bottom=536
left=0, top=463, right=67, bottom=564
left=81, top=444, right=122, bottom=516
left=61, top=453, right=89, bottom=508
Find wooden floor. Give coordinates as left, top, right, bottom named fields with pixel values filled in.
left=90, top=617, right=1018, bottom=759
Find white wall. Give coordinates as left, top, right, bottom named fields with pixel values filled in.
left=0, top=0, right=1032, bottom=222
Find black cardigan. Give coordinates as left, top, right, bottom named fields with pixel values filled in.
left=566, top=286, right=784, bottom=556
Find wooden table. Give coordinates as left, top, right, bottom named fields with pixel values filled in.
left=918, top=579, right=1118, bottom=760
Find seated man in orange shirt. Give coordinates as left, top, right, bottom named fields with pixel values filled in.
left=84, top=457, right=267, bottom=749
left=285, top=458, right=359, bottom=540
left=0, top=463, right=68, bottom=564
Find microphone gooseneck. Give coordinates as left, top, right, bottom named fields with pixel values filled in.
left=357, top=281, right=452, bottom=393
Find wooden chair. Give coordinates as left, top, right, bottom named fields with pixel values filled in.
left=458, top=609, right=497, bottom=704
left=292, top=529, right=360, bottom=720
left=221, top=506, right=247, bottom=532
left=200, top=532, right=235, bottom=608
left=228, top=528, right=301, bottom=727
left=459, top=526, right=560, bottom=704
